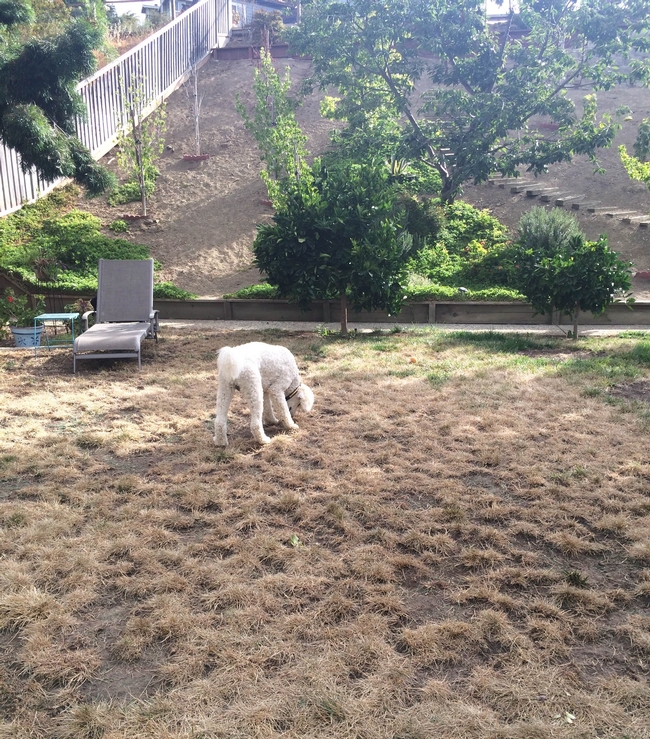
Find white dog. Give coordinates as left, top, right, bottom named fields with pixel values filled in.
left=214, top=342, right=315, bottom=446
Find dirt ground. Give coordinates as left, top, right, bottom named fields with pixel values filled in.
left=76, top=59, right=650, bottom=299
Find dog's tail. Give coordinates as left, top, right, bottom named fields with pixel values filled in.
left=216, top=346, right=241, bottom=383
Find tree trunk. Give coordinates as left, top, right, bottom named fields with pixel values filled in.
left=340, top=292, right=348, bottom=336
left=439, top=175, right=457, bottom=204
left=130, top=107, right=147, bottom=217
left=193, top=67, right=201, bottom=155
left=572, top=302, right=579, bottom=340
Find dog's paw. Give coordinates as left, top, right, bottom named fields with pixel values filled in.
left=259, top=435, right=272, bottom=445
left=287, top=421, right=299, bottom=431
left=213, top=435, right=228, bottom=447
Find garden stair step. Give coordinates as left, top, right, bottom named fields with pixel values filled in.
left=554, top=194, right=585, bottom=206
left=585, top=205, right=612, bottom=213
left=604, top=210, right=638, bottom=217
left=621, top=214, right=650, bottom=224
left=490, top=177, right=520, bottom=186
left=571, top=201, right=600, bottom=210
left=526, top=187, right=560, bottom=197
left=541, top=191, right=572, bottom=202
left=510, top=182, right=536, bottom=192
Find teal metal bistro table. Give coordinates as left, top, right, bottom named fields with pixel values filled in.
left=33, top=313, right=80, bottom=357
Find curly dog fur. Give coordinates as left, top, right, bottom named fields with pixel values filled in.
left=214, top=342, right=314, bottom=446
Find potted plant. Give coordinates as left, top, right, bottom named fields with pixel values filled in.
left=0, top=289, right=46, bottom=347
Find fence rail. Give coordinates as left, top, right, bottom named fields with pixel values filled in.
left=0, top=0, right=232, bottom=218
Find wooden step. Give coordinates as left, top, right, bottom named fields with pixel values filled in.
left=586, top=206, right=611, bottom=213
left=605, top=210, right=638, bottom=217
left=571, top=201, right=599, bottom=210
left=621, top=214, right=650, bottom=224
left=526, top=187, right=559, bottom=197
left=510, top=183, right=536, bottom=193
left=554, top=195, right=585, bottom=206
left=542, top=191, right=572, bottom=202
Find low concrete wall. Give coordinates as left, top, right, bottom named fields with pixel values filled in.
left=151, top=298, right=650, bottom=325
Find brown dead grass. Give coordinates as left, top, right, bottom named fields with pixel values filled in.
left=1, top=327, right=650, bottom=738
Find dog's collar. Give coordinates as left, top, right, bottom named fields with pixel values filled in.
left=285, top=383, right=301, bottom=401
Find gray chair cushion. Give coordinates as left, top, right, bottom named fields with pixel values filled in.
left=74, top=322, right=150, bottom=354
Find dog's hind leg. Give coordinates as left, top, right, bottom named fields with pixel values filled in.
left=269, top=389, right=299, bottom=431
left=263, top=392, right=279, bottom=426
left=214, top=382, right=235, bottom=446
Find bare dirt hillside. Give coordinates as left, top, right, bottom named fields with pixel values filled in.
left=77, top=58, right=650, bottom=299
left=78, top=58, right=332, bottom=298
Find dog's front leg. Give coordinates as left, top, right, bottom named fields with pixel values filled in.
left=214, top=383, right=235, bottom=446
left=263, top=391, right=279, bottom=425
left=242, top=375, right=271, bottom=445
left=270, top=389, right=299, bottom=431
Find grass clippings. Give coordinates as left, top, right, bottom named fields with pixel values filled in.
left=1, top=327, right=650, bottom=739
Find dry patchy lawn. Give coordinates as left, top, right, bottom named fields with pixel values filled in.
left=1, top=326, right=650, bottom=739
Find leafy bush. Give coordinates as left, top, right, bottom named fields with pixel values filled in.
left=224, top=283, right=279, bottom=299
left=517, top=206, right=585, bottom=257
left=512, top=224, right=633, bottom=338
left=405, top=283, right=523, bottom=302
left=153, top=282, right=197, bottom=300
left=108, top=179, right=155, bottom=207
left=226, top=279, right=523, bottom=303
left=1, top=201, right=190, bottom=298
left=109, top=219, right=129, bottom=233
left=407, top=201, right=512, bottom=289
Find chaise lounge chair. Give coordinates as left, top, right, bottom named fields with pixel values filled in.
left=73, top=259, right=159, bottom=372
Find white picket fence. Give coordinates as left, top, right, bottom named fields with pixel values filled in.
left=0, top=0, right=232, bottom=218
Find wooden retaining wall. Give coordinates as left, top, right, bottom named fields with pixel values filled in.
left=12, top=290, right=648, bottom=326
left=147, top=298, right=650, bottom=326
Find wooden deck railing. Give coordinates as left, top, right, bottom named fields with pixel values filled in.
left=0, top=0, right=232, bottom=218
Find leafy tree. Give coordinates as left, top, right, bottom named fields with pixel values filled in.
left=619, top=119, right=650, bottom=210
left=512, top=208, right=632, bottom=339
left=0, top=0, right=113, bottom=193
left=250, top=9, right=284, bottom=47
left=236, top=47, right=310, bottom=205
left=291, top=0, right=650, bottom=203
left=114, top=75, right=166, bottom=215
left=254, top=159, right=419, bottom=335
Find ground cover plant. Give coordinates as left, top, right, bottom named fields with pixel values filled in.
left=0, top=185, right=194, bottom=299
left=1, top=326, right=650, bottom=738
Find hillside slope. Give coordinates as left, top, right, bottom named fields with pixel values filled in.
left=77, top=58, right=650, bottom=299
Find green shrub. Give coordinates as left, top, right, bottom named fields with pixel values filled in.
left=1, top=201, right=190, bottom=299
left=109, top=219, right=129, bottom=233
left=108, top=179, right=155, bottom=207
left=153, top=282, right=197, bottom=300
left=517, top=206, right=584, bottom=257
left=405, top=283, right=523, bottom=302
left=224, top=283, right=279, bottom=299
left=442, top=201, right=509, bottom=255
left=407, top=201, right=512, bottom=289
left=226, top=279, right=523, bottom=303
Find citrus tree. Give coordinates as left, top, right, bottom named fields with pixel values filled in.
left=512, top=209, right=633, bottom=339
left=254, top=159, right=418, bottom=335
